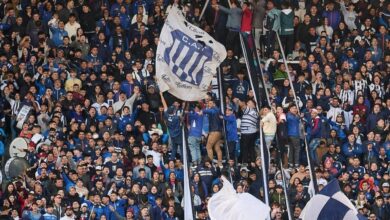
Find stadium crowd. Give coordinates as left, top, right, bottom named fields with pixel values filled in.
left=0, top=0, right=389, bottom=219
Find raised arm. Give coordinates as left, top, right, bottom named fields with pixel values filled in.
left=160, top=92, right=168, bottom=111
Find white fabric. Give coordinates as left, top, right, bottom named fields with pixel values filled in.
left=208, top=176, right=270, bottom=220
left=332, top=192, right=358, bottom=212
left=156, top=6, right=226, bottom=101
left=299, top=194, right=330, bottom=220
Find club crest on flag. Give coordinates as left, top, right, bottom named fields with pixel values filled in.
left=156, top=6, right=226, bottom=101
left=163, top=30, right=213, bottom=86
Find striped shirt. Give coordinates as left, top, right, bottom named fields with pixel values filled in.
left=240, top=107, right=259, bottom=134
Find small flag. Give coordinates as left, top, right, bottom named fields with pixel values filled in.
left=300, top=179, right=367, bottom=220
left=208, top=176, right=270, bottom=220
left=156, top=6, right=226, bottom=101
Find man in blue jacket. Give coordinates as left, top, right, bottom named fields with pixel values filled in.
left=107, top=191, right=127, bottom=220
left=343, top=133, right=364, bottom=159
left=287, top=104, right=301, bottom=168
left=203, top=99, right=223, bottom=168
left=161, top=92, right=182, bottom=160
left=188, top=104, right=204, bottom=167
left=49, top=20, right=68, bottom=47
left=222, top=106, right=238, bottom=160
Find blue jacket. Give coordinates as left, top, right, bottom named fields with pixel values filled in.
left=286, top=112, right=300, bottom=137
left=61, top=172, right=75, bottom=191
left=151, top=205, right=164, bottom=220
left=118, top=111, right=137, bottom=132
left=120, top=81, right=136, bottom=98
left=160, top=160, right=184, bottom=182
left=188, top=111, right=203, bottom=138
left=164, top=111, right=181, bottom=138
left=342, top=142, right=363, bottom=158
left=224, top=114, right=238, bottom=141
left=322, top=10, right=341, bottom=29
left=119, top=13, right=131, bottom=31
left=82, top=199, right=109, bottom=218
left=86, top=54, right=103, bottom=73
left=107, top=199, right=127, bottom=220
left=50, top=27, right=68, bottom=47
left=203, top=107, right=223, bottom=132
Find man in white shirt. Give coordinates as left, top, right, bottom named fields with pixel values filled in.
left=327, top=97, right=343, bottom=122
left=64, top=13, right=80, bottom=41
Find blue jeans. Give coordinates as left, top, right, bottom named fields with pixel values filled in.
left=264, top=134, right=275, bottom=149
left=170, top=135, right=182, bottom=160
left=309, top=138, right=321, bottom=164
left=188, top=136, right=201, bottom=164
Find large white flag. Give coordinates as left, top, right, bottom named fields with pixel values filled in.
left=156, top=6, right=226, bottom=101
left=208, top=176, right=270, bottom=220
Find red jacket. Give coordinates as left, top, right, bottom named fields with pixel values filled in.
left=241, top=8, right=252, bottom=32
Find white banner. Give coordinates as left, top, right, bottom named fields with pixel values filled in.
left=16, top=105, right=32, bottom=129
left=156, top=6, right=226, bottom=101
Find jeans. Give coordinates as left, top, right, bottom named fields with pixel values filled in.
left=264, top=134, right=275, bottom=149
left=188, top=136, right=201, bottom=164
left=170, top=135, right=182, bottom=160
left=309, top=138, right=321, bottom=164
left=288, top=136, right=301, bottom=166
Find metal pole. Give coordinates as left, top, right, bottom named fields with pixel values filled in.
left=251, top=30, right=293, bottom=220
left=182, top=125, right=196, bottom=220
left=217, top=67, right=233, bottom=183
left=199, top=0, right=210, bottom=21
left=239, top=34, right=270, bottom=217
left=275, top=32, right=318, bottom=194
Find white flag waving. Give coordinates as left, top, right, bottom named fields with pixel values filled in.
left=156, top=6, right=227, bottom=101
left=208, top=176, right=270, bottom=220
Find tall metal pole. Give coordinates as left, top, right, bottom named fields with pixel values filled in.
left=217, top=67, right=233, bottom=183
left=199, top=0, right=210, bottom=21
left=275, top=32, right=318, bottom=194
left=239, top=34, right=270, bottom=218
left=182, top=125, right=196, bottom=220
left=250, top=30, right=293, bottom=220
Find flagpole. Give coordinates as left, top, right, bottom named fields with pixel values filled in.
left=250, top=30, right=293, bottom=220
left=275, top=32, right=319, bottom=194
left=217, top=67, right=233, bottom=183
left=239, top=34, right=270, bottom=218
left=199, top=0, right=210, bottom=21
left=182, top=125, right=196, bottom=220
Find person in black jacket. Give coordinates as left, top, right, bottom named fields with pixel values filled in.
left=79, top=5, right=97, bottom=41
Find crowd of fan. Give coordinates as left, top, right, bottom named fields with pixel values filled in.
left=0, top=0, right=389, bottom=219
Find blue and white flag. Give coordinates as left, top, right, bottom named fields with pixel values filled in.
left=300, top=179, right=367, bottom=220
left=156, top=6, right=226, bottom=101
